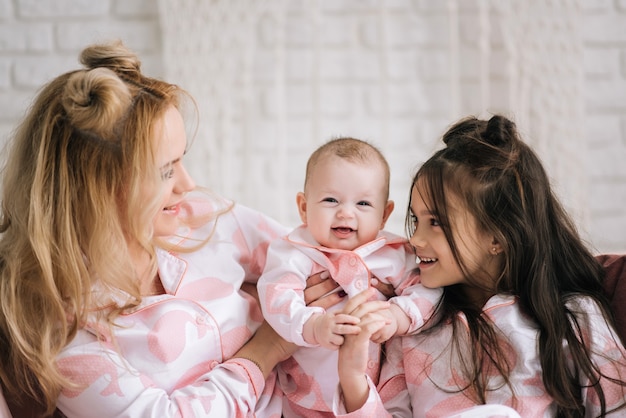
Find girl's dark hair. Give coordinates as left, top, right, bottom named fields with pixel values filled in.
left=406, top=115, right=626, bottom=417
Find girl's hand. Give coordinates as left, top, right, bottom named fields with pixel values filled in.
left=338, top=288, right=391, bottom=412
left=341, top=288, right=390, bottom=319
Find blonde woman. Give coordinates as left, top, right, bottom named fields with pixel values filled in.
left=0, top=41, right=341, bottom=417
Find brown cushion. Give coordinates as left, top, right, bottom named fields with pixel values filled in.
left=598, top=254, right=626, bottom=342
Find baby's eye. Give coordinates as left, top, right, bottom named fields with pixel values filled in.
left=322, top=197, right=338, bottom=203
left=357, top=201, right=372, bottom=207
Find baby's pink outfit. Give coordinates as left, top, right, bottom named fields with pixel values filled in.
left=258, top=225, right=442, bottom=417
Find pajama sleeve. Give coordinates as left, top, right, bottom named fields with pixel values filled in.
left=230, top=203, right=289, bottom=284
left=573, top=298, right=626, bottom=415
left=257, top=237, right=325, bottom=346
left=390, top=276, right=443, bottom=335
left=385, top=244, right=443, bottom=335
left=56, top=332, right=275, bottom=417
left=332, top=336, right=411, bottom=417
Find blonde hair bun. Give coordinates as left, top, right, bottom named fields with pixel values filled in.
left=61, top=67, right=132, bottom=137
left=80, top=40, right=142, bottom=79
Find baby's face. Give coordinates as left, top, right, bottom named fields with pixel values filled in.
left=297, top=156, right=393, bottom=250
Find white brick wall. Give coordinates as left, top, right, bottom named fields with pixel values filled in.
left=0, top=0, right=625, bottom=253
left=581, top=0, right=626, bottom=253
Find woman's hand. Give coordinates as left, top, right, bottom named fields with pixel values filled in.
left=243, top=270, right=345, bottom=308
left=233, top=321, right=298, bottom=380
left=304, top=271, right=344, bottom=309
left=370, top=276, right=395, bottom=299
left=303, top=271, right=396, bottom=308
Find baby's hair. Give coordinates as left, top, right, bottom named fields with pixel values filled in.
left=304, top=137, right=391, bottom=199
left=406, top=115, right=625, bottom=416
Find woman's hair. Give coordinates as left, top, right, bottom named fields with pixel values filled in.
left=406, top=115, right=625, bottom=416
left=0, top=40, right=202, bottom=414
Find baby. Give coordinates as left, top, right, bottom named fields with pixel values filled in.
left=258, top=137, right=441, bottom=417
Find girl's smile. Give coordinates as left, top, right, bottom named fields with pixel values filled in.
left=408, top=182, right=498, bottom=293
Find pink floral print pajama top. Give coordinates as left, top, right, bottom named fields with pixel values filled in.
left=55, top=199, right=288, bottom=417
left=333, top=294, right=626, bottom=418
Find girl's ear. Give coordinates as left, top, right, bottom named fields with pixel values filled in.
left=490, top=238, right=503, bottom=255
left=296, top=192, right=308, bottom=225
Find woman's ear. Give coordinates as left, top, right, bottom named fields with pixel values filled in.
left=296, top=192, right=308, bottom=225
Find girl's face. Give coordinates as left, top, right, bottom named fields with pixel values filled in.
left=408, top=181, right=499, bottom=293
left=151, top=105, right=196, bottom=238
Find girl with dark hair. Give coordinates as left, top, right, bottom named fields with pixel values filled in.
left=335, top=115, right=626, bottom=417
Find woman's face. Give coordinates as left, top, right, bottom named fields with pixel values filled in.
left=151, top=105, right=196, bottom=238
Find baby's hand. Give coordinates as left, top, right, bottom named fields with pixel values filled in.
left=313, top=312, right=360, bottom=350
left=370, top=302, right=412, bottom=343
left=370, top=308, right=398, bottom=343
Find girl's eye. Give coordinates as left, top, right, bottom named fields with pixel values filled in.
left=410, top=214, right=418, bottom=223
left=430, top=218, right=441, bottom=227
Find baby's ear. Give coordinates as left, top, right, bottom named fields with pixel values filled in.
left=296, top=192, right=308, bottom=225
left=380, top=200, right=395, bottom=229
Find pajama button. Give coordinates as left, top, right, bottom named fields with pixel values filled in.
left=196, top=316, right=206, bottom=324
left=349, top=257, right=357, bottom=266
left=355, top=280, right=363, bottom=289
left=209, top=360, right=219, bottom=369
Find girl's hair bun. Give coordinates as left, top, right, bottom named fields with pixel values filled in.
left=61, top=67, right=132, bottom=137
left=484, top=114, right=517, bottom=147
left=440, top=117, right=483, bottom=153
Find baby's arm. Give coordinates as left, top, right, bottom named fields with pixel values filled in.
left=258, top=239, right=324, bottom=346
left=369, top=273, right=442, bottom=343
left=368, top=240, right=442, bottom=341
left=303, top=310, right=361, bottom=350
left=369, top=303, right=412, bottom=344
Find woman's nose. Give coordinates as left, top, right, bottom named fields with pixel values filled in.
left=175, top=164, right=196, bottom=194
